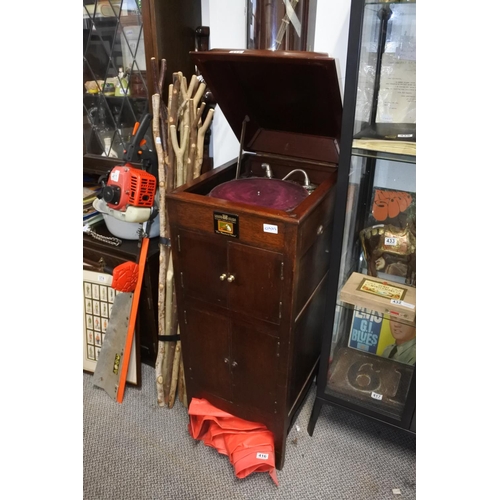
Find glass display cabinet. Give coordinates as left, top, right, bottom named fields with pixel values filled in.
left=83, top=0, right=149, bottom=164
left=308, top=0, right=416, bottom=435
left=83, top=0, right=202, bottom=175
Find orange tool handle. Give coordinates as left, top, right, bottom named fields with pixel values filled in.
left=116, top=236, right=150, bottom=403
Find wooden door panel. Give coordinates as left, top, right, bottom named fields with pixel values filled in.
left=183, top=304, right=232, bottom=402
left=228, top=243, right=283, bottom=324
left=177, top=229, right=228, bottom=307
left=231, top=320, right=278, bottom=412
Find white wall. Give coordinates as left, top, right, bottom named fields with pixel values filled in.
left=201, top=0, right=246, bottom=167
left=313, top=0, right=351, bottom=96
left=201, top=0, right=352, bottom=167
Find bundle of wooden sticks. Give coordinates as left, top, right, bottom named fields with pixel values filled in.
left=150, top=57, right=214, bottom=408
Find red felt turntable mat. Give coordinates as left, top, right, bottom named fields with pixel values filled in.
left=209, top=178, right=309, bottom=211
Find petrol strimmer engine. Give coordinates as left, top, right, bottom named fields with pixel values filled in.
left=93, top=113, right=158, bottom=224
left=101, top=165, right=156, bottom=211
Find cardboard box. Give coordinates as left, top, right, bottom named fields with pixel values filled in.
left=339, top=272, right=416, bottom=322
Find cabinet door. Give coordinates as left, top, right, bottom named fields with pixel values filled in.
left=177, top=229, right=228, bottom=307
left=227, top=242, right=283, bottom=324
left=183, top=303, right=232, bottom=402
left=230, top=319, right=279, bottom=412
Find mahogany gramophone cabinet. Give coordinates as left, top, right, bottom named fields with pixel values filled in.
left=166, top=49, right=343, bottom=469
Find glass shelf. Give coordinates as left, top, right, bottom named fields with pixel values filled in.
left=352, top=145, right=416, bottom=164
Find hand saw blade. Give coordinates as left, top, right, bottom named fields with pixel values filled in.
left=92, top=291, right=133, bottom=399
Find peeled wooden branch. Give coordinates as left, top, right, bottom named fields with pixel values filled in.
left=169, top=77, right=181, bottom=187
left=155, top=247, right=176, bottom=407
left=158, top=59, right=169, bottom=153
left=179, top=109, right=190, bottom=183
left=163, top=252, right=175, bottom=400
left=162, top=276, right=178, bottom=402
left=186, top=101, right=205, bottom=182
left=168, top=337, right=182, bottom=408
left=194, top=108, right=214, bottom=178
left=179, top=73, right=188, bottom=101
left=170, top=73, right=181, bottom=124
left=177, top=73, right=189, bottom=122
left=193, top=81, right=206, bottom=110
left=152, top=63, right=173, bottom=408
left=159, top=59, right=167, bottom=97
left=150, top=58, right=168, bottom=144
left=186, top=100, right=196, bottom=182
left=170, top=124, right=189, bottom=187
left=182, top=99, right=193, bottom=171
left=186, top=75, right=199, bottom=100
left=155, top=343, right=168, bottom=406
left=164, top=252, right=175, bottom=339
left=167, top=83, right=173, bottom=111
left=177, top=356, right=188, bottom=407
left=152, top=93, right=169, bottom=407
left=154, top=71, right=215, bottom=409
left=151, top=57, right=160, bottom=95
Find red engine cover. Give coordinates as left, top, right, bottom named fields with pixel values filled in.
left=106, top=165, right=156, bottom=211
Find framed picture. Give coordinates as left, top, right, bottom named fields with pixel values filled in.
left=83, top=269, right=139, bottom=385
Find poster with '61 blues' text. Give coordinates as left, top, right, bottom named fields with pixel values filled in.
left=348, top=307, right=390, bottom=355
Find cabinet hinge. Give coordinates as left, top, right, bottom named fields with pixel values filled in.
left=280, top=261, right=284, bottom=280
left=180, top=271, right=184, bottom=288
left=279, top=302, right=282, bottom=319
left=184, top=310, right=188, bottom=324
left=177, top=234, right=181, bottom=252
left=276, top=341, right=280, bottom=358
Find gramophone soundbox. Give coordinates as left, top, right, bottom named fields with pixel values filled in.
left=165, top=49, right=343, bottom=470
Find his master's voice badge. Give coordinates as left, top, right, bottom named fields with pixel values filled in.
left=214, top=212, right=239, bottom=238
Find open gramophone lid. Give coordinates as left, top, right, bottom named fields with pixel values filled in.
left=209, top=178, right=309, bottom=212
left=190, top=49, right=343, bottom=165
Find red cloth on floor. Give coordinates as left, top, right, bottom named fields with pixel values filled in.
left=188, top=398, right=279, bottom=486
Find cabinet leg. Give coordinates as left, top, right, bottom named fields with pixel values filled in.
left=275, top=449, right=285, bottom=471
left=307, top=397, right=324, bottom=436
left=272, top=424, right=286, bottom=471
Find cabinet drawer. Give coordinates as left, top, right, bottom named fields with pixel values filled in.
left=83, top=246, right=127, bottom=271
